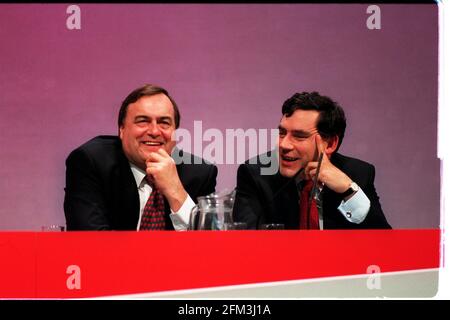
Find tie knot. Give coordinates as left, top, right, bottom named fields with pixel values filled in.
left=145, top=175, right=155, bottom=188
left=300, top=179, right=314, bottom=194
left=298, top=178, right=319, bottom=230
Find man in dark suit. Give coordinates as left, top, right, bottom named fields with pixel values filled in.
left=64, top=84, right=217, bottom=230
left=233, top=92, right=391, bottom=229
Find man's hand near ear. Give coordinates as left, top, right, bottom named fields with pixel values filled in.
left=304, top=134, right=354, bottom=195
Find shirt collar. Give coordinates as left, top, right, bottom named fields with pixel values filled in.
left=129, top=163, right=147, bottom=188
left=294, top=169, right=305, bottom=190
left=294, top=169, right=324, bottom=193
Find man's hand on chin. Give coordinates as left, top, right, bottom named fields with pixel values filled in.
left=146, top=148, right=188, bottom=212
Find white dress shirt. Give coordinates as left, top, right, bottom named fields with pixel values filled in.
left=129, top=163, right=195, bottom=231
left=336, top=188, right=370, bottom=225
left=297, top=178, right=370, bottom=230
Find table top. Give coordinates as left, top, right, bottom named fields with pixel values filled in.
left=0, top=229, right=440, bottom=298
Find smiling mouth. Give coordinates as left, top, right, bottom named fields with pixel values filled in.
left=281, top=155, right=299, bottom=162
left=141, top=141, right=164, bottom=146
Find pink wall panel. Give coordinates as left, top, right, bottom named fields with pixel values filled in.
left=0, top=4, right=439, bottom=229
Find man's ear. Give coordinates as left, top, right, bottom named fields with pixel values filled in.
left=119, top=126, right=124, bottom=139
left=324, top=136, right=339, bottom=156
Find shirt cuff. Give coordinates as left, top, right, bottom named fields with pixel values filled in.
left=169, top=195, right=196, bottom=231
left=337, top=188, right=370, bottom=224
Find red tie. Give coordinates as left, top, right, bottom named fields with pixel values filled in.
left=139, top=176, right=166, bottom=230
left=299, top=180, right=319, bottom=229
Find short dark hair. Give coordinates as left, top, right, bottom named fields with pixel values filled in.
left=281, top=91, right=346, bottom=151
left=118, top=84, right=180, bottom=129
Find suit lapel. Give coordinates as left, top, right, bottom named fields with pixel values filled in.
left=321, top=153, right=350, bottom=229
left=116, top=150, right=141, bottom=229
left=270, top=172, right=299, bottom=228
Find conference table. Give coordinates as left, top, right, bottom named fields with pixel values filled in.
left=0, top=229, right=440, bottom=299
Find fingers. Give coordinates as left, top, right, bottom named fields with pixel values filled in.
left=315, top=134, right=325, bottom=155
left=145, top=148, right=175, bottom=177
left=308, top=169, right=317, bottom=180
left=314, top=134, right=332, bottom=166
left=146, top=150, right=167, bottom=164
left=304, top=162, right=317, bottom=180
left=158, top=148, right=170, bottom=157
left=145, top=162, right=160, bottom=176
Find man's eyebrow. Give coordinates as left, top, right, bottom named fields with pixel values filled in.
left=291, top=129, right=312, bottom=136
left=134, top=115, right=150, bottom=121
left=134, top=115, right=173, bottom=122
left=157, top=116, right=173, bottom=122
left=278, top=126, right=311, bottom=136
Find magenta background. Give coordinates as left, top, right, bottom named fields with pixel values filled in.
left=0, top=4, right=438, bottom=230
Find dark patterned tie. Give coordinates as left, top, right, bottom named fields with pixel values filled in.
left=299, top=180, right=319, bottom=229
left=139, top=176, right=166, bottom=230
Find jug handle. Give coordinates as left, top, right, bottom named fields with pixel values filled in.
left=188, top=205, right=200, bottom=230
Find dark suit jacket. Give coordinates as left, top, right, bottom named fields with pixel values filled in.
left=232, top=151, right=391, bottom=229
left=64, top=135, right=218, bottom=230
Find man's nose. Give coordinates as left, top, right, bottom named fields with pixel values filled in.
left=146, top=122, right=161, bottom=137
left=279, top=135, right=293, bottom=151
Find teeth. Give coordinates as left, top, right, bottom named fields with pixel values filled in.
left=143, top=142, right=162, bottom=145
left=282, top=156, right=298, bottom=161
